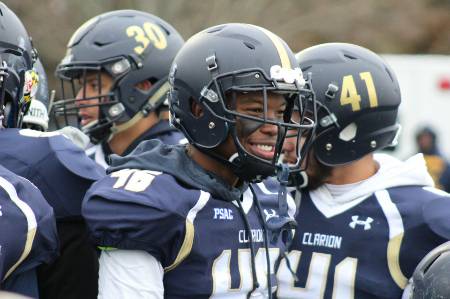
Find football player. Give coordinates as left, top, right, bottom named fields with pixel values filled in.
left=53, top=10, right=186, bottom=168
left=0, top=2, right=58, bottom=297
left=0, top=3, right=105, bottom=298
left=277, top=43, right=450, bottom=299
left=82, top=23, right=316, bottom=298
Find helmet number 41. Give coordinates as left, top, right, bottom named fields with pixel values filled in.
left=340, top=71, right=378, bottom=112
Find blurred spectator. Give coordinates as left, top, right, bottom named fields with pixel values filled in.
left=416, top=126, right=450, bottom=192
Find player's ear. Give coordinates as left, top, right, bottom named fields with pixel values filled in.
left=135, top=80, right=152, bottom=91
left=190, top=98, right=204, bottom=118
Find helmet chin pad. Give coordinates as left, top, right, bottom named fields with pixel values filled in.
left=227, top=152, right=276, bottom=182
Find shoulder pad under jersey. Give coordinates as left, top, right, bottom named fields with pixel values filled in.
left=47, top=132, right=105, bottom=180
left=4, top=130, right=106, bottom=218
left=422, top=187, right=450, bottom=239
left=83, top=169, right=207, bottom=267
left=0, top=165, right=58, bottom=281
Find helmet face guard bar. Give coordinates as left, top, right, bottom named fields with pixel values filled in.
left=0, top=58, right=9, bottom=127
left=285, top=74, right=318, bottom=175
left=52, top=59, right=124, bottom=141
left=197, top=67, right=316, bottom=175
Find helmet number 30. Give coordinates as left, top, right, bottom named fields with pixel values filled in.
left=126, top=22, right=167, bottom=55
left=340, top=71, right=378, bottom=112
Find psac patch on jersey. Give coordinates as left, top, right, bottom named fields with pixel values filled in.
left=213, top=208, right=234, bottom=220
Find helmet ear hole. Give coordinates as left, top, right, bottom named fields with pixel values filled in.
left=135, top=80, right=152, bottom=92
left=189, top=98, right=204, bottom=119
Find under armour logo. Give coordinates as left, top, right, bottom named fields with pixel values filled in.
left=263, top=209, right=278, bottom=221
left=349, top=216, right=373, bottom=230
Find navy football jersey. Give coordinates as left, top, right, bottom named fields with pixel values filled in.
left=277, top=186, right=450, bottom=299
left=0, top=165, right=57, bottom=294
left=83, top=169, right=295, bottom=298
left=0, top=129, right=105, bottom=219
left=0, top=128, right=105, bottom=299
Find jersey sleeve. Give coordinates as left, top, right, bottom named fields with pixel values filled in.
left=30, top=134, right=105, bottom=219
left=82, top=170, right=191, bottom=268
left=396, top=187, right=450, bottom=277
left=98, top=250, right=164, bottom=299
left=0, top=168, right=58, bottom=283
left=422, top=190, right=450, bottom=240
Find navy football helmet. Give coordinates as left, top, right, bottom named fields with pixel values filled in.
left=168, top=23, right=315, bottom=181
left=53, top=10, right=184, bottom=143
left=402, top=241, right=450, bottom=299
left=0, top=2, right=38, bottom=128
left=296, top=43, right=401, bottom=166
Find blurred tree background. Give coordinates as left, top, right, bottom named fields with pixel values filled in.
left=4, top=0, right=450, bottom=91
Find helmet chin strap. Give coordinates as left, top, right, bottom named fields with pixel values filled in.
left=111, top=110, right=144, bottom=135
left=266, top=164, right=297, bottom=242
left=224, top=118, right=281, bottom=182
left=194, top=137, right=277, bottom=184
left=110, top=81, right=170, bottom=137
left=82, top=119, right=99, bottom=132
left=288, top=170, right=308, bottom=189
left=227, top=150, right=275, bottom=182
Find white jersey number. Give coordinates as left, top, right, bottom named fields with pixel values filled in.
left=277, top=250, right=358, bottom=299
left=210, top=248, right=280, bottom=299
left=111, top=169, right=161, bottom=192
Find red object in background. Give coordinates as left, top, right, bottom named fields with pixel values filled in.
left=439, top=77, right=450, bottom=90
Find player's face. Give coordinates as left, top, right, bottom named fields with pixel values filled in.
left=282, top=110, right=301, bottom=165
left=76, top=72, right=113, bottom=127
left=219, top=91, right=287, bottom=162
left=282, top=113, right=332, bottom=189
left=304, top=151, right=333, bottom=190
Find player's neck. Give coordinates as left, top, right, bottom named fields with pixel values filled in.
left=108, top=112, right=159, bottom=156
left=187, top=145, right=239, bottom=187
left=327, top=154, right=379, bottom=185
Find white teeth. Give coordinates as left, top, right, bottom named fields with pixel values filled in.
left=256, top=144, right=273, bottom=152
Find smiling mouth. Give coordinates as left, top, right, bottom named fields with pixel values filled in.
left=248, top=142, right=276, bottom=160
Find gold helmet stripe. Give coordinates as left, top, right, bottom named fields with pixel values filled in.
left=252, top=25, right=292, bottom=69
